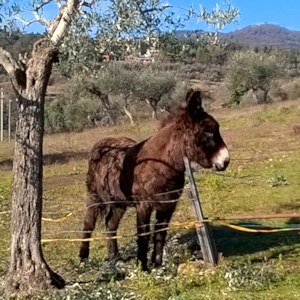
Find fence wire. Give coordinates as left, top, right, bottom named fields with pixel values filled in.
left=1, top=171, right=300, bottom=244
left=40, top=220, right=300, bottom=244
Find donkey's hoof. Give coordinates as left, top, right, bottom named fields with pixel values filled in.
left=137, top=261, right=149, bottom=272
left=142, top=265, right=150, bottom=272
left=79, top=248, right=89, bottom=261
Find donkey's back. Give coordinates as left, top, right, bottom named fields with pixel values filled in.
left=86, top=137, right=136, bottom=203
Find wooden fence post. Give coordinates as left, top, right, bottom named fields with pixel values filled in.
left=183, top=157, right=218, bottom=266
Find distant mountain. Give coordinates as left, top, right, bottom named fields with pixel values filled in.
left=224, top=24, right=300, bottom=49
left=175, top=24, right=300, bottom=50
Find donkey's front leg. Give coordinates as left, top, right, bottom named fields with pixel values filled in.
left=152, top=206, right=176, bottom=267
left=136, top=205, right=152, bottom=271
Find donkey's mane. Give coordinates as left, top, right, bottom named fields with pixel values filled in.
left=159, top=105, right=188, bottom=129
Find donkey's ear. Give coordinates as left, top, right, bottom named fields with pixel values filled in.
left=185, top=88, right=195, bottom=103
left=186, top=89, right=204, bottom=119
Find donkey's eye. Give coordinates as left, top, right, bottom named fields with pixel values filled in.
left=204, top=131, right=214, bottom=138
left=196, top=131, right=214, bottom=146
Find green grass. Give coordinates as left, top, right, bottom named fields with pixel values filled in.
left=219, top=103, right=300, bottom=130
left=0, top=101, right=300, bottom=299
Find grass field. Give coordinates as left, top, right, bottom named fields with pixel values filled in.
left=0, top=100, right=300, bottom=299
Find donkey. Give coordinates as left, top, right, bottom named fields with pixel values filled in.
left=79, top=89, right=230, bottom=270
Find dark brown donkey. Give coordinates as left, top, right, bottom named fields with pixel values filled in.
left=79, top=89, right=230, bottom=270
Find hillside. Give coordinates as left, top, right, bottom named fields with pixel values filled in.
left=225, top=24, right=300, bottom=49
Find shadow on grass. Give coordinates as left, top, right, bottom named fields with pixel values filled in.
left=0, top=151, right=88, bottom=170
left=177, top=220, right=300, bottom=258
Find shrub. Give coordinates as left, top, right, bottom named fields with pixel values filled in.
left=45, top=89, right=104, bottom=133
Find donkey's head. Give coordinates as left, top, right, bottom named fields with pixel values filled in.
left=183, top=89, right=230, bottom=171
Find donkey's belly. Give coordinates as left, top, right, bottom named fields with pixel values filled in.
left=131, top=170, right=185, bottom=209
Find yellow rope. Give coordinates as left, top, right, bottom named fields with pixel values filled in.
left=42, top=212, right=74, bottom=222
left=40, top=221, right=300, bottom=243
left=223, top=223, right=300, bottom=233
left=42, top=220, right=300, bottom=243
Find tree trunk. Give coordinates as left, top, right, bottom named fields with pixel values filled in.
left=88, top=88, right=116, bottom=125
left=122, top=95, right=135, bottom=126
left=253, top=88, right=270, bottom=104
left=5, top=39, right=65, bottom=295
left=123, top=106, right=135, bottom=126
left=146, top=99, right=158, bottom=120
left=151, top=106, right=158, bottom=120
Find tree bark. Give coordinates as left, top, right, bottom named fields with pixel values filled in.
left=5, top=39, right=65, bottom=295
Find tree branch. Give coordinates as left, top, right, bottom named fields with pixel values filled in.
left=49, top=0, right=80, bottom=45
left=0, top=47, right=26, bottom=91
left=33, top=10, right=52, bottom=27
left=80, top=0, right=95, bottom=8
left=14, top=16, right=39, bottom=28
left=142, top=5, right=171, bottom=14
left=32, top=0, right=54, bottom=27
left=35, top=0, right=54, bottom=11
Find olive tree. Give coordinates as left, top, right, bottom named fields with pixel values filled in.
left=135, top=68, right=177, bottom=119
left=226, top=50, right=280, bottom=105
left=90, top=62, right=140, bottom=125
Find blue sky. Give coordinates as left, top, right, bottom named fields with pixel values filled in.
left=169, top=0, right=300, bottom=32
left=15, top=0, right=300, bottom=33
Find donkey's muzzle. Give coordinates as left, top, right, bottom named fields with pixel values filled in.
left=212, top=146, right=230, bottom=171
left=213, top=157, right=230, bottom=171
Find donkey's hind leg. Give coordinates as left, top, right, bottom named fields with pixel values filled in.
left=105, top=205, right=126, bottom=260
left=79, top=193, right=100, bottom=261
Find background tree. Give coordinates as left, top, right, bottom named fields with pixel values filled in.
left=72, top=63, right=177, bottom=123
left=226, top=50, right=281, bottom=105
left=135, top=67, right=177, bottom=119
left=92, top=62, right=140, bottom=125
